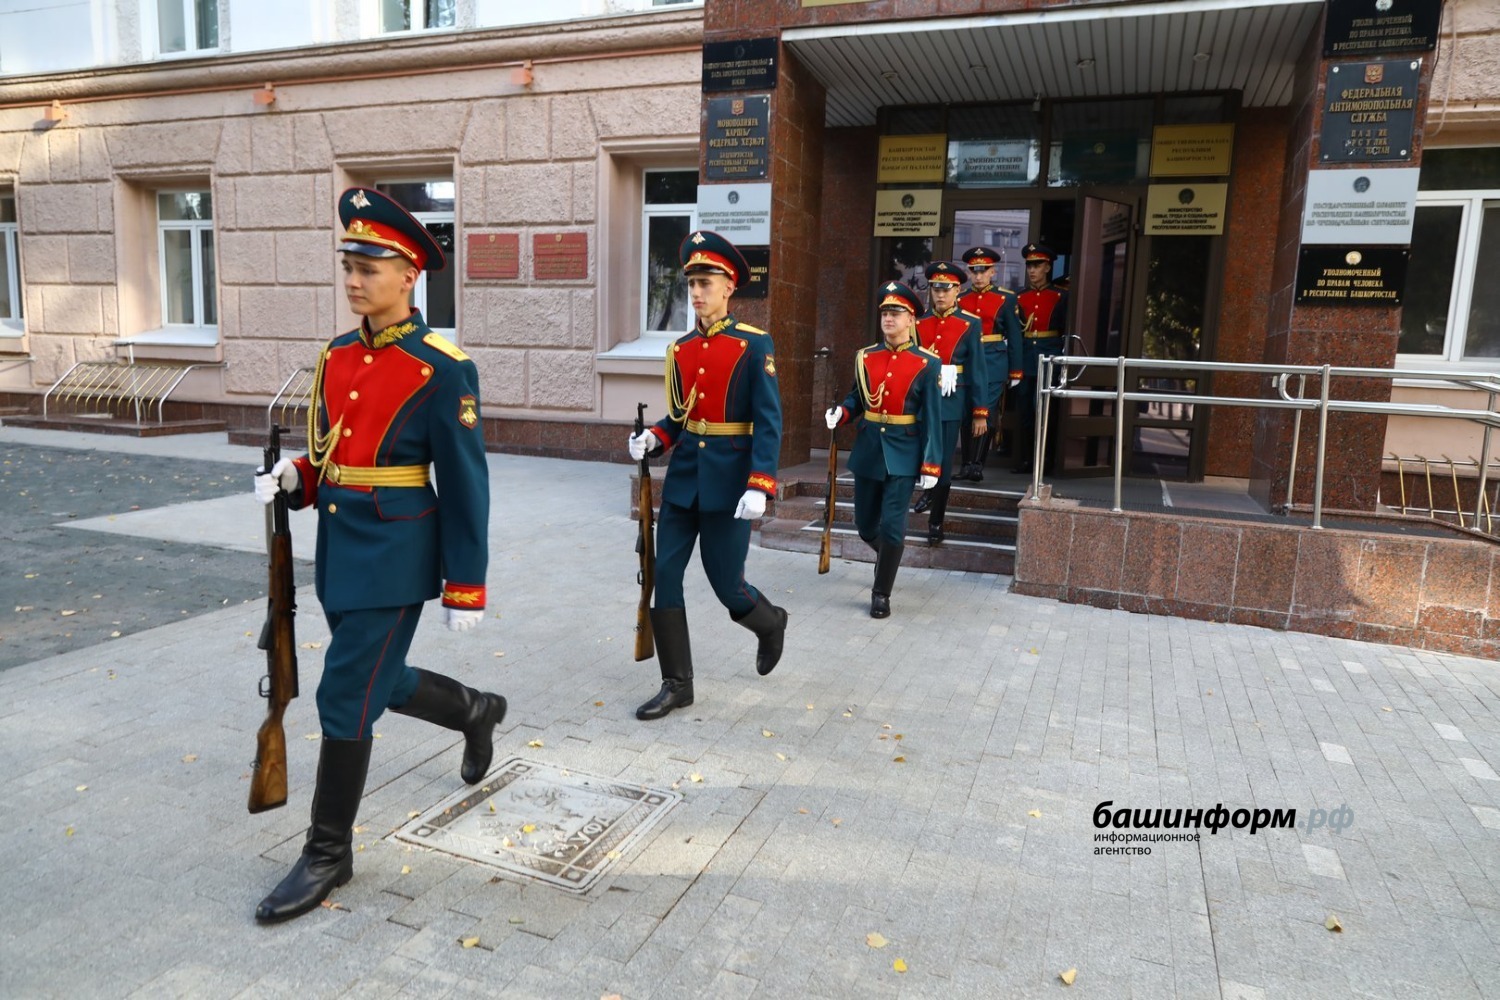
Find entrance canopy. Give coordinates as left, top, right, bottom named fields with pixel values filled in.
left=782, top=0, right=1324, bottom=127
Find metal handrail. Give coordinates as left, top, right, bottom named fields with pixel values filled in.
left=1030, top=355, right=1500, bottom=532
left=41, top=359, right=220, bottom=426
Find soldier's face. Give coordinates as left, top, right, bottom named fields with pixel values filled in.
left=929, top=282, right=959, bottom=312
left=880, top=308, right=913, bottom=345
left=342, top=255, right=418, bottom=318
left=687, top=272, right=735, bottom=325
left=969, top=265, right=993, bottom=287
left=1025, top=260, right=1051, bottom=290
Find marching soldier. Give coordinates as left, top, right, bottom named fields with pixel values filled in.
left=627, top=230, right=787, bottom=721
left=909, top=260, right=988, bottom=545
left=958, top=246, right=1023, bottom=481
left=1013, top=243, right=1070, bottom=474
left=824, top=282, right=942, bottom=618
left=251, top=188, right=506, bottom=923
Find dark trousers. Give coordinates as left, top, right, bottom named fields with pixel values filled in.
left=855, top=473, right=916, bottom=548
left=318, top=604, right=423, bottom=739
left=654, top=499, right=759, bottom=615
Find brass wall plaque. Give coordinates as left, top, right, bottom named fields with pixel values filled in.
left=706, top=95, right=770, bottom=181
left=876, top=134, right=947, bottom=184
left=1320, top=60, right=1419, bottom=162
left=1149, top=124, right=1235, bottom=177
left=533, top=232, right=588, bottom=281
left=1295, top=246, right=1408, bottom=305
left=466, top=233, right=519, bottom=280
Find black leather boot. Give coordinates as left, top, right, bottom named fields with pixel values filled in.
left=969, top=435, right=991, bottom=481
left=871, top=542, right=903, bottom=618
left=928, top=480, right=952, bottom=545
left=390, top=669, right=507, bottom=785
left=255, top=737, right=372, bottom=924
left=636, top=608, right=694, bottom=720
left=912, top=489, right=933, bottom=514
left=733, top=591, right=788, bottom=676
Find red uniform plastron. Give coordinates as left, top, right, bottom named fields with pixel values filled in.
left=674, top=332, right=748, bottom=424
left=862, top=347, right=927, bottom=419
left=915, top=312, right=973, bottom=364
left=318, top=341, right=435, bottom=490
left=960, top=288, right=1004, bottom=335
left=1019, top=287, right=1065, bottom=332
left=442, top=582, right=486, bottom=608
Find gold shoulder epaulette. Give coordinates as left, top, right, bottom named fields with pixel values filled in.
left=961, top=309, right=981, bottom=320
left=996, top=286, right=1016, bottom=295
left=736, top=322, right=768, bottom=336
left=423, top=332, right=470, bottom=362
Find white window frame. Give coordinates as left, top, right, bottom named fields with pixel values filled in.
left=1398, top=190, right=1500, bottom=368
left=156, top=190, right=216, bottom=330
left=639, top=168, right=698, bottom=342
left=0, top=190, right=21, bottom=333
left=374, top=0, right=458, bottom=35
left=145, top=0, right=221, bottom=58
left=375, top=179, right=455, bottom=338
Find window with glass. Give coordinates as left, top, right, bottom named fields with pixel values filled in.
left=642, top=169, right=698, bottom=337
left=375, top=181, right=455, bottom=333
left=157, top=0, right=218, bottom=54
left=157, top=192, right=216, bottom=328
left=947, top=105, right=1040, bottom=188
left=381, top=0, right=456, bottom=32
left=1, top=192, right=21, bottom=326
left=1399, top=148, right=1500, bottom=364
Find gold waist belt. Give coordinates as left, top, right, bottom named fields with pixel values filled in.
left=864, top=412, right=916, bottom=425
left=325, top=462, right=430, bottom=487
left=1024, top=330, right=1061, bottom=340
left=981, top=335, right=1007, bottom=343
left=685, top=419, right=753, bottom=436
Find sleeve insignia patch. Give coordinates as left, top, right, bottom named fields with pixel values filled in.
left=764, top=356, right=777, bottom=377
left=458, top=395, right=479, bottom=429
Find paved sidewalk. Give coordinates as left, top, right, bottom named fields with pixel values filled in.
left=1, top=428, right=1499, bottom=999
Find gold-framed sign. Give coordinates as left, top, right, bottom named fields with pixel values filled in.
left=874, top=190, right=942, bottom=237
left=877, top=134, right=947, bottom=184
left=1144, top=184, right=1229, bottom=235
left=1149, top=124, right=1235, bottom=177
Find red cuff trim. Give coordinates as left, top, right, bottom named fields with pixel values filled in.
left=649, top=427, right=671, bottom=450
left=747, top=472, right=777, bottom=496
left=1009, top=371, right=1023, bottom=380
left=291, top=456, right=318, bottom=506
left=920, top=463, right=941, bottom=478
left=973, top=407, right=990, bottom=418
left=442, top=583, right=486, bottom=609
left=838, top=406, right=848, bottom=426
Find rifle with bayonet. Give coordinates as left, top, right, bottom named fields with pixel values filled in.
left=248, top=422, right=298, bottom=814
left=818, top=406, right=838, bottom=575
left=633, top=403, right=656, bottom=661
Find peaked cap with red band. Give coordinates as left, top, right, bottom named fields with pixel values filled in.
left=924, top=260, right=965, bottom=285
left=961, top=245, right=1002, bottom=268
left=1022, top=242, right=1057, bottom=264
left=877, top=281, right=922, bottom=315
left=337, top=187, right=446, bottom=272
left=680, top=229, right=749, bottom=287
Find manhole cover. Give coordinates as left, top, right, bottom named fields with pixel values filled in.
left=391, top=757, right=681, bottom=894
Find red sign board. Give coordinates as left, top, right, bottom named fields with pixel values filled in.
left=466, top=233, right=519, bottom=280
left=533, top=232, right=588, bottom=281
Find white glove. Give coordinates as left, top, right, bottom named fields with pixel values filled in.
left=918, top=474, right=938, bottom=490
left=824, top=406, right=841, bottom=430
left=444, top=608, right=484, bottom=632
left=628, top=430, right=656, bottom=461
left=254, top=457, right=299, bottom=505
left=940, top=365, right=958, bottom=396
left=1010, top=377, right=1022, bottom=388
left=734, top=489, right=767, bottom=520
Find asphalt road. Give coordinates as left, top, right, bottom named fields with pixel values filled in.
left=0, top=443, right=311, bottom=671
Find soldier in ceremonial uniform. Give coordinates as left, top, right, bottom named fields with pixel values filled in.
left=824, top=282, right=942, bottom=618
left=627, top=230, right=787, bottom=721
left=1013, top=243, right=1071, bottom=474
left=909, top=260, right=988, bottom=545
left=251, top=188, right=505, bottom=923
left=958, top=246, right=1023, bottom=481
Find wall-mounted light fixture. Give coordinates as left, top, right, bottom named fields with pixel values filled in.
left=253, top=82, right=276, bottom=106
left=44, top=100, right=68, bottom=122
left=511, top=60, right=534, bottom=87
left=1075, top=57, right=1095, bottom=70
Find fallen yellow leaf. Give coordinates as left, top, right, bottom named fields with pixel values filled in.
left=182, top=754, right=198, bottom=763
left=595, top=701, right=605, bottom=707
left=304, top=733, right=321, bottom=741
left=1206, top=689, right=1214, bottom=696
left=493, top=651, right=505, bottom=657
left=508, top=916, right=524, bottom=924
left=1059, top=968, right=1077, bottom=986
left=882, top=723, right=892, bottom=730
left=502, top=837, right=514, bottom=847
left=521, top=824, right=536, bottom=834
left=606, top=849, right=621, bottom=859
left=797, top=807, right=809, bottom=814
left=893, top=756, right=906, bottom=763
left=831, top=817, right=842, bottom=827
left=408, top=810, right=420, bottom=818
left=1325, top=914, right=1343, bottom=932
left=299, top=641, right=323, bottom=649
left=65, top=826, right=74, bottom=837
left=527, top=739, right=544, bottom=748
left=1382, top=706, right=1393, bottom=712
left=689, top=773, right=703, bottom=783
left=893, top=958, right=907, bottom=973
left=1028, top=809, right=1042, bottom=818
left=776, top=752, right=787, bottom=761
left=401, top=865, right=411, bottom=874
left=806, top=704, right=815, bottom=710
left=842, top=711, right=853, bottom=718
left=60, top=610, right=77, bottom=617
left=320, top=900, right=347, bottom=911
left=75, top=785, right=87, bottom=792
left=878, top=734, right=888, bottom=741
left=892, top=734, right=903, bottom=741
left=762, top=729, right=775, bottom=738
left=460, top=936, right=480, bottom=949
left=866, top=932, right=888, bottom=949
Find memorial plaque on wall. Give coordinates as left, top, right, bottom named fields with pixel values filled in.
left=1324, top=0, right=1441, bottom=56
left=1295, top=246, right=1409, bottom=305
left=705, top=96, right=769, bottom=181
left=467, top=233, right=519, bottom=280
left=703, top=38, right=777, bottom=93
left=533, top=232, right=588, bottom=281
left=1301, top=166, right=1419, bottom=244
left=736, top=247, right=769, bottom=299
left=1320, top=60, right=1419, bottom=162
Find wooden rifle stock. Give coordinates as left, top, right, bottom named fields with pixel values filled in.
left=633, top=403, right=656, bottom=661
left=248, top=423, right=299, bottom=814
left=818, top=413, right=838, bottom=575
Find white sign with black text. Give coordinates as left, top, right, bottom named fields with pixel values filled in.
left=696, top=183, right=772, bottom=245
left=1300, top=168, right=1419, bottom=245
